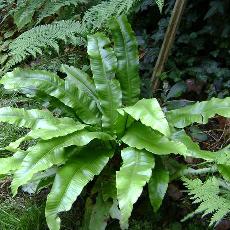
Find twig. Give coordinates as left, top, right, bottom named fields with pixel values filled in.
left=151, top=0, right=187, bottom=93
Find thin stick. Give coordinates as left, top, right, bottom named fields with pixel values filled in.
left=151, top=0, right=187, bottom=93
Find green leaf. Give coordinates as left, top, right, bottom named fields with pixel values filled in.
left=218, top=165, right=230, bottom=181
left=5, top=122, right=86, bottom=152
left=13, top=0, right=45, bottom=29
left=32, top=90, right=78, bottom=119
left=155, top=0, right=164, bottom=13
left=216, top=145, right=230, bottom=165
left=110, top=15, right=140, bottom=106
left=61, top=64, right=101, bottom=112
left=1, top=69, right=97, bottom=124
left=0, top=151, right=27, bottom=175
left=37, top=0, right=87, bottom=23
left=45, top=145, right=113, bottom=230
left=172, top=131, right=230, bottom=165
left=148, top=163, right=169, bottom=212
left=189, top=126, right=208, bottom=142
left=87, top=33, right=122, bottom=130
left=88, top=193, right=112, bottom=230
left=122, top=123, right=187, bottom=155
left=0, top=107, right=77, bottom=129
left=11, top=130, right=113, bottom=195
left=118, top=99, right=170, bottom=136
left=166, top=97, right=230, bottom=128
left=27, top=123, right=86, bottom=140
left=183, top=177, right=230, bottom=226
left=62, top=65, right=101, bottom=123
left=166, top=81, right=187, bottom=99
left=171, top=130, right=216, bottom=161
left=116, top=147, right=155, bottom=229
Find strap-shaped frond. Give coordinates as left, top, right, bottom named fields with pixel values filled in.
left=118, top=98, right=170, bottom=136
left=87, top=33, right=122, bottom=130
left=11, top=130, right=113, bottom=195
left=110, top=15, right=140, bottom=106
left=172, top=130, right=230, bottom=165
left=45, top=145, right=113, bottom=230
left=166, top=97, right=230, bottom=128
left=0, top=107, right=77, bottom=129
left=0, top=151, right=27, bottom=175
left=1, top=69, right=98, bottom=124
left=5, top=122, right=86, bottom=152
left=32, top=90, right=78, bottom=119
left=61, top=64, right=101, bottom=117
left=148, top=163, right=169, bottom=212
left=172, top=130, right=216, bottom=161
left=122, top=123, right=187, bottom=155
left=116, top=147, right=154, bottom=229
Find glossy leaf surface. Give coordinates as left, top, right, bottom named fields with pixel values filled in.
left=116, top=147, right=155, bottom=229
left=11, top=131, right=113, bottom=195
left=122, top=123, right=186, bottom=155
left=87, top=33, right=122, bottom=129
left=0, top=107, right=77, bottom=130
left=110, top=15, right=140, bottom=106
left=166, top=97, right=230, bottom=128
left=1, top=69, right=97, bottom=124
left=119, top=98, right=170, bottom=136
left=148, top=164, right=169, bottom=212
left=45, top=146, right=113, bottom=230
left=0, top=151, right=27, bottom=175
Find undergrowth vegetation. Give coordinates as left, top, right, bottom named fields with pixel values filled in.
left=0, top=0, right=229, bottom=229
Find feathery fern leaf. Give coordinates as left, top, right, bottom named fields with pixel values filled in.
left=116, top=147, right=154, bottom=229
left=110, top=15, right=140, bottom=106
left=83, top=0, right=139, bottom=31
left=37, top=0, right=87, bottom=23
left=13, top=0, right=45, bottom=29
left=5, top=0, right=140, bottom=69
left=183, top=177, right=230, bottom=226
left=5, top=20, right=87, bottom=69
left=166, top=97, right=230, bottom=128
left=155, top=0, right=164, bottom=13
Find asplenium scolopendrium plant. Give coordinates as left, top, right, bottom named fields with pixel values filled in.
left=0, top=15, right=230, bottom=230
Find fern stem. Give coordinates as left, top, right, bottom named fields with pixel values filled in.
left=172, top=165, right=218, bottom=180
left=183, top=165, right=218, bottom=176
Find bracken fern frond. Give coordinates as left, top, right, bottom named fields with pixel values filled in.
left=83, top=0, right=140, bottom=30
left=37, top=0, right=88, bottom=23
left=5, top=20, right=87, bottom=69
left=183, top=177, right=230, bottom=226
left=155, top=0, right=164, bottom=13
